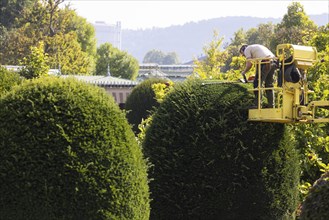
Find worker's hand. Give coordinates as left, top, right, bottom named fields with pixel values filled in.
left=241, top=72, right=247, bottom=83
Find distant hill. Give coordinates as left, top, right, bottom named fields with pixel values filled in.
left=121, top=14, right=328, bottom=63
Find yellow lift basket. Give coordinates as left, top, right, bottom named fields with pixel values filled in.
left=248, top=44, right=329, bottom=123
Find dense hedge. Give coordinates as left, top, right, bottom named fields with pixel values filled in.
left=0, top=66, right=23, bottom=95
left=125, top=78, right=168, bottom=133
left=0, top=76, right=150, bottom=219
left=143, top=79, right=300, bottom=219
left=300, top=172, right=329, bottom=220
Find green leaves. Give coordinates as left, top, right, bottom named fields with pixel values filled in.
left=193, top=31, right=227, bottom=79
left=46, top=32, right=95, bottom=75
left=125, top=78, right=169, bottom=134
left=144, top=80, right=300, bottom=219
left=295, top=45, right=329, bottom=197
left=0, top=1, right=96, bottom=75
left=274, top=2, right=317, bottom=45
left=0, top=76, right=150, bottom=219
left=96, top=43, right=139, bottom=79
left=300, top=172, right=329, bottom=219
left=19, top=42, right=49, bottom=79
left=143, top=49, right=180, bottom=64
left=0, top=66, right=23, bottom=96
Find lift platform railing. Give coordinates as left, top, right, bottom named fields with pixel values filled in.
left=248, top=44, right=329, bottom=123
left=247, top=58, right=279, bottom=109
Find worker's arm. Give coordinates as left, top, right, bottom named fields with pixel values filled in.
left=241, top=61, right=252, bottom=76
left=240, top=61, right=252, bottom=83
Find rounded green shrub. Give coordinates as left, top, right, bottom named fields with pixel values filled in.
left=0, top=66, right=23, bottom=95
left=143, top=79, right=300, bottom=219
left=0, top=76, right=150, bottom=219
left=300, top=172, right=329, bottom=220
left=125, top=78, right=169, bottom=133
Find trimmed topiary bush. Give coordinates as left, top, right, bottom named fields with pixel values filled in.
left=125, top=78, right=169, bottom=133
left=0, top=76, right=150, bottom=219
left=300, top=172, right=329, bottom=220
left=143, top=79, right=300, bottom=219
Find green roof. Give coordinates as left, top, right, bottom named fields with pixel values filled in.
left=60, top=75, right=138, bottom=87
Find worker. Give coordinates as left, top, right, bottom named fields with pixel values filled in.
left=239, top=44, right=277, bottom=108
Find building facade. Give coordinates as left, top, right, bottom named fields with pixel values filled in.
left=60, top=75, right=138, bottom=107
left=93, top=21, right=122, bottom=49
left=137, top=64, right=195, bottom=82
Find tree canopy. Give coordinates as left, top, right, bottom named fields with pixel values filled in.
left=272, top=2, right=317, bottom=46
left=19, top=42, right=49, bottom=79
left=193, top=31, right=227, bottom=79
left=0, top=0, right=96, bottom=75
left=143, top=49, right=180, bottom=64
left=0, top=0, right=35, bottom=29
left=96, top=43, right=139, bottom=80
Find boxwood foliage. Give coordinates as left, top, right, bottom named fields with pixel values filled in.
left=143, top=79, right=300, bottom=220
left=300, top=172, right=329, bottom=220
left=0, top=76, right=150, bottom=219
left=0, top=66, right=23, bottom=96
left=125, top=78, right=169, bottom=133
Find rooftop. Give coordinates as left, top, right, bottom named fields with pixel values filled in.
left=60, top=75, right=138, bottom=87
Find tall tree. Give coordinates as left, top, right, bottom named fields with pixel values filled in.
left=19, top=42, right=49, bottom=79
left=0, top=24, right=41, bottom=65
left=229, top=28, right=246, bottom=47
left=57, top=6, right=97, bottom=57
left=256, top=23, right=275, bottom=50
left=222, top=28, right=247, bottom=72
left=143, top=50, right=180, bottom=64
left=310, top=24, right=329, bottom=52
left=0, top=0, right=35, bottom=29
left=272, top=2, right=317, bottom=45
left=96, top=43, right=139, bottom=80
left=0, top=0, right=97, bottom=74
left=246, top=28, right=259, bottom=45
left=193, top=31, right=227, bottom=79
left=46, top=32, right=94, bottom=74
left=245, top=23, right=276, bottom=50
left=143, top=50, right=165, bottom=64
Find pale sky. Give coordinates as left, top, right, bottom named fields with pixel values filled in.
left=63, top=0, right=329, bottom=30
